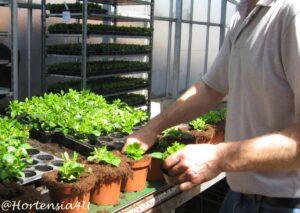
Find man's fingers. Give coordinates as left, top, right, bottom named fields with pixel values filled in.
left=179, top=181, right=196, bottom=191
left=167, top=159, right=189, bottom=176
left=163, top=150, right=184, bottom=169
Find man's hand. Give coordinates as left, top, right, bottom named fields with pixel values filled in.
left=163, top=144, right=222, bottom=191
left=122, top=127, right=158, bottom=152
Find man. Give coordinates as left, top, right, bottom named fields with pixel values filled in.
left=124, top=0, right=300, bottom=212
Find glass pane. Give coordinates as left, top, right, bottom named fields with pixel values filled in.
left=179, top=23, right=190, bottom=92
left=210, top=0, right=221, bottom=24
left=226, top=2, right=237, bottom=26
left=193, top=0, right=208, bottom=22
left=154, top=0, right=171, bottom=17
left=189, top=25, right=207, bottom=85
left=207, top=26, right=220, bottom=71
left=182, top=0, right=191, bottom=21
left=151, top=21, right=170, bottom=97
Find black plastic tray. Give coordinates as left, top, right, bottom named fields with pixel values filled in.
left=53, top=133, right=126, bottom=156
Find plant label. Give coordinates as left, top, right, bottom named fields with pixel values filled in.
left=62, top=11, right=71, bottom=23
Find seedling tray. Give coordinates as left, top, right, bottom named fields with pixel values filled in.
left=53, top=133, right=126, bottom=156
left=19, top=148, right=63, bottom=185
left=30, top=128, right=54, bottom=143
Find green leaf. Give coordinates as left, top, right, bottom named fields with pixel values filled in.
left=150, top=152, right=163, bottom=159
left=3, top=154, right=16, bottom=164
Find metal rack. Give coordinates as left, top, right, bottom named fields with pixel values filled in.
left=0, top=0, right=18, bottom=99
left=41, top=0, right=154, bottom=111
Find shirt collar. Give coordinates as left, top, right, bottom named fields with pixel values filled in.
left=256, top=0, right=275, bottom=7
left=237, top=0, right=275, bottom=17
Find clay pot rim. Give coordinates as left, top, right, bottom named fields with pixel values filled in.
left=42, top=170, right=97, bottom=194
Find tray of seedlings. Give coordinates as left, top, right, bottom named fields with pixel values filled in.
left=8, top=90, right=148, bottom=156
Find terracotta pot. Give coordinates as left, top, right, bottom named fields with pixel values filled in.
left=147, top=158, right=164, bottom=181
left=49, top=186, right=91, bottom=213
left=209, top=130, right=225, bottom=144
left=91, top=179, right=121, bottom=205
left=123, top=157, right=151, bottom=192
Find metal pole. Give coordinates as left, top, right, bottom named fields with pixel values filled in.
left=172, top=0, right=182, bottom=98
left=185, top=0, right=194, bottom=89
left=81, top=0, right=88, bottom=89
left=204, top=0, right=212, bottom=74
left=165, top=0, right=173, bottom=97
left=219, top=0, right=227, bottom=48
left=148, top=0, right=155, bottom=115
left=41, top=0, right=46, bottom=94
left=27, top=0, right=32, bottom=98
left=11, top=0, right=18, bottom=100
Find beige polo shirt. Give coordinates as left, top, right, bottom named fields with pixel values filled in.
left=202, top=0, right=300, bottom=197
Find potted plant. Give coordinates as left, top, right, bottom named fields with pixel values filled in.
left=123, top=143, right=151, bottom=192
left=147, top=128, right=194, bottom=182
left=201, top=108, right=226, bottom=144
left=151, top=142, right=186, bottom=185
left=189, top=108, right=226, bottom=144
left=86, top=146, right=131, bottom=205
left=42, top=152, right=96, bottom=213
left=0, top=117, right=42, bottom=212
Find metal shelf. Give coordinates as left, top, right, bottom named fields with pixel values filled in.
left=47, top=13, right=151, bottom=22
left=0, top=32, right=8, bottom=37
left=47, top=33, right=151, bottom=39
left=0, top=87, right=10, bottom=95
left=102, top=86, right=149, bottom=98
left=0, top=0, right=8, bottom=6
left=47, top=69, right=150, bottom=80
left=81, top=0, right=152, bottom=5
left=46, top=52, right=150, bottom=58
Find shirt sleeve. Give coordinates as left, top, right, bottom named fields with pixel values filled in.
left=281, top=14, right=300, bottom=116
left=201, top=30, right=232, bottom=95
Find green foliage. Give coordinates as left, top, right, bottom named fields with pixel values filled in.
left=0, top=117, right=32, bottom=182
left=8, top=90, right=148, bottom=141
left=202, top=108, right=226, bottom=124
left=47, top=77, right=149, bottom=95
left=59, top=152, right=85, bottom=182
left=88, top=146, right=121, bottom=167
left=190, top=108, right=227, bottom=130
left=124, top=143, right=145, bottom=161
left=190, top=117, right=206, bottom=130
left=47, top=43, right=151, bottom=55
left=162, top=142, right=186, bottom=160
left=48, top=23, right=153, bottom=35
left=48, top=61, right=151, bottom=77
left=47, top=3, right=107, bottom=14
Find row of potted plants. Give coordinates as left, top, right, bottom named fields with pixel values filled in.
left=48, top=60, right=151, bottom=77
left=47, top=77, right=150, bottom=95
left=9, top=89, right=148, bottom=142
left=0, top=116, right=42, bottom=212
left=48, top=23, right=153, bottom=36
left=47, top=3, right=108, bottom=14
left=147, top=108, right=226, bottom=181
left=47, top=43, right=151, bottom=55
left=42, top=141, right=187, bottom=212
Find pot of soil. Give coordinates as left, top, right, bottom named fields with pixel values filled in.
left=0, top=182, right=42, bottom=213
left=147, top=157, right=164, bottom=181
left=86, top=148, right=131, bottom=205
left=208, top=122, right=225, bottom=144
left=122, top=143, right=151, bottom=192
left=123, top=156, right=151, bottom=192
left=42, top=152, right=96, bottom=213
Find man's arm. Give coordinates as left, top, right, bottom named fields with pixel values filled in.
left=124, top=81, right=225, bottom=150
left=164, top=123, right=300, bottom=191
left=219, top=123, right=300, bottom=172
